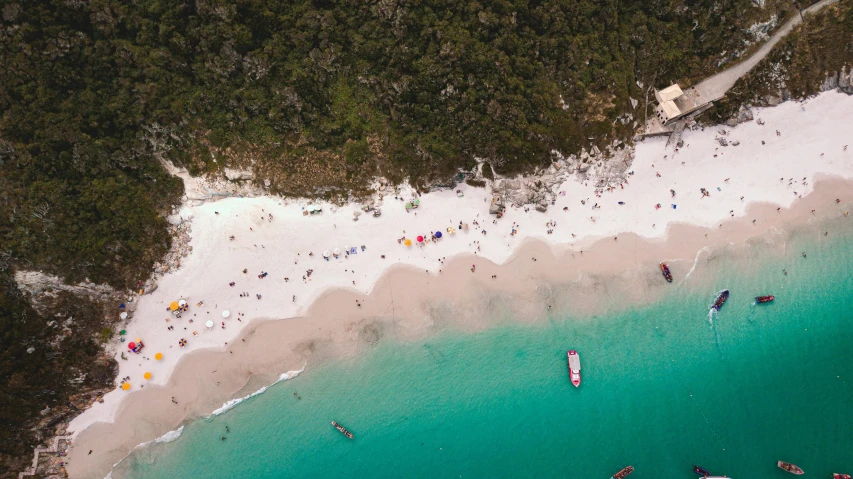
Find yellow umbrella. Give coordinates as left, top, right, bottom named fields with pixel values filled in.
left=154, top=352, right=163, bottom=360
left=143, top=372, right=152, bottom=380
left=121, top=383, right=131, bottom=390
left=404, top=239, right=412, bottom=247
left=169, top=301, right=179, bottom=311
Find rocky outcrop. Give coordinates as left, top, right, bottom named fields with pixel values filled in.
left=823, top=65, right=853, bottom=95
left=490, top=145, right=634, bottom=212
left=14, top=272, right=115, bottom=308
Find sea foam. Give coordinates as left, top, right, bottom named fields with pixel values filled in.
left=154, top=426, right=184, bottom=444
left=207, top=366, right=306, bottom=418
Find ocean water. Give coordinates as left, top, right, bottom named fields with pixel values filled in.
left=122, top=220, right=853, bottom=478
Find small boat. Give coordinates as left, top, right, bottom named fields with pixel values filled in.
left=567, top=350, right=581, bottom=387
left=755, top=295, right=775, bottom=303
left=331, top=420, right=354, bottom=439
left=777, top=461, right=803, bottom=475
left=693, top=464, right=711, bottom=476
left=833, top=474, right=852, bottom=479
left=610, top=466, right=634, bottom=479
left=712, top=290, right=730, bottom=311
left=660, top=263, right=673, bottom=283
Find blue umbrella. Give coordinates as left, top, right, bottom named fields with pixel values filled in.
left=435, top=231, right=443, bottom=238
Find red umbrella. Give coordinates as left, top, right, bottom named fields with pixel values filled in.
left=416, top=235, right=424, bottom=242
left=128, top=342, right=136, bottom=350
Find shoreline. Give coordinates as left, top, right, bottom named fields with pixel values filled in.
left=66, top=173, right=853, bottom=478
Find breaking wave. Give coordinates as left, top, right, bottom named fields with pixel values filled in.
left=206, top=366, right=305, bottom=418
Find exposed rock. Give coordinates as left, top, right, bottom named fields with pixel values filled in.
left=763, top=95, right=783, bottom=106
left=488, top=196, right=504, bottom=214
left=224, top=168, right=253, bottom=181
left=14, top=271, right=115, bottom=307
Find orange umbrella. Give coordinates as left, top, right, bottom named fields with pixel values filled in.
left=154, top=352, right=163, bottom=360
left=143, top=372, right=152, bottom=380
left=169, top=301, right=179, bottom=311
left=121, top=383, right=131, bottom=390
left=404, top=239, right=412, bottom=247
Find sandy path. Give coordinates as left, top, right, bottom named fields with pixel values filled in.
left=694, top=0, right=841, bottom=101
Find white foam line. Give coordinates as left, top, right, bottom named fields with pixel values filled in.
left=207, top=365, right=306, bottom=418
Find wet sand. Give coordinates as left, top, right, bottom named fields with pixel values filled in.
left=65, top=176, right=853, bottom=479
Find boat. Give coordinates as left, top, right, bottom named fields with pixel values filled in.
left=660, top=263, right=673, bottom=283
left=712, top=290, right=730, bottom=311
left=777, top=461, right=804, bottom=475
left=331, top=420, right=354, bottom=439
left=755, top=295, right=775, bottom=303
left=693, top=464, right=711, bottom=476
left=567, top=350, right=581, bottom=387
left=833, top=474, right=852, bottom=479
left=610, top=466, right=634, bottom=479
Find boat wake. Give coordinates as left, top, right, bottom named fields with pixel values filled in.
left=685, top=246, right=710, bottom=281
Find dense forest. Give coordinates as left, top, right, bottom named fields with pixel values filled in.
left=0, top=0, right=826, bottom=475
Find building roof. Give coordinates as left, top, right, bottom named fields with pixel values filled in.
left=658, top=100, right=681, bottom=120
left=655, top=84, right=684, bottom=103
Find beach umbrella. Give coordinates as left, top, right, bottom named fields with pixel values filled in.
left=222, top=310, right=231, bottom=319
left=416, top=235, right=424, bottom=243
left=120, top=330, right=127, bottom=336
left=121, top=383, right=131, bottom=391
left=307, top=205, right=315, bottom=213
left=404, top=239, right=412, bottom=247
left=435, top=231, right=442, bottom=238
left=154, top=352, right=163, bottom=361
left=405, top=203, right=412, bottom=210
left=169, top=301, right=179, bottom=311
left=127, top=342, right=136, bottom=350
left=119, top=303, right=126, bottom=309
left=323, top=250, right=331, bottom=258
left=205, top=320, right=214, bottom=329
left=413, top=198, right=420, bottom=206
left=447, top=227, right=456, bottom=235
left=333, top=248, right=341, bottom=255
left=178, top=299, right=187, bottom=307
left=179, top=338, right=187, bottom=347
left=119, top=312, right=128, bottom=320
left=143, top=372, right=152, bottom=380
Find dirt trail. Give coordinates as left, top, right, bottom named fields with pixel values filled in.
left=694, top=0, right=840, bottom=102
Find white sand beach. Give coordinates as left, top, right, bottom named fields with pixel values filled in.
left=66, top=91, right=853, bottom=477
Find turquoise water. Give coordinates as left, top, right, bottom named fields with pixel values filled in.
left=124, top=222, right=853, bottom=478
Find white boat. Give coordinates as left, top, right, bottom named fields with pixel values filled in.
left=567, top=350, right=581, bottom=387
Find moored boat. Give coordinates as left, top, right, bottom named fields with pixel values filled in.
left=755, top=295, right=775, bottom=303
left=693, top=464, right=711, bottom=476
left=331, top=420, right=354, bottom=439
left=833, top=474, right=852, bottom=479
left=567, top=350, right=581, bottom=387
left=777, top=461, right=803, bottom=475
left=660, top=263, right=673, bottom=283
left=712, top=290, right=730, bottom=311
left=610, top=466, right=634, bottom=479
